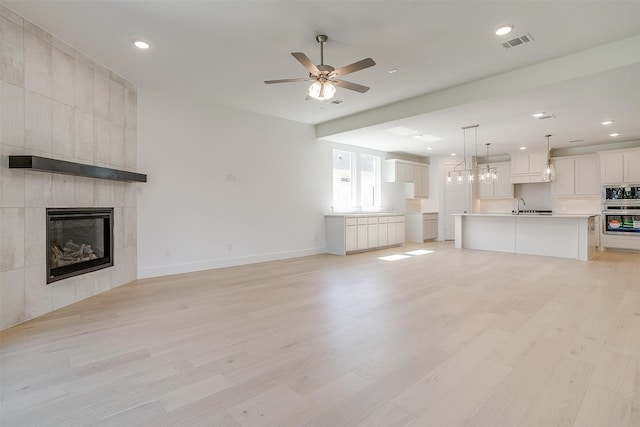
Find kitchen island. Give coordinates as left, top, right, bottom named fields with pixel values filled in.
left=453, top=213, right=599, bottom=261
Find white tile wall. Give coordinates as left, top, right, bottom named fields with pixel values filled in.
left=0, top=7, right=139, bottom=330
left=24, top=207, right=45, bottom=267
left=74, top=109, right=94, bottom=161
left=74, top=59, right=93, bottom=113
left=1, top=12, right=25, bottom=87
left=23, top=30, right=51, bottom=97
left=1, top=81, right=25, bottom=146
left=51, top=101, right=74, bottom=158
left=51, top=47, right=74, bottom=106
left=0, top=268, right=25, bottom=327
left=25, top=91, right=52, bottom=153
left=0, top=208, right=25, bottom=271
left=94, top=116, right=110, bottom=164
left=93, top=72, right=110, bottom=119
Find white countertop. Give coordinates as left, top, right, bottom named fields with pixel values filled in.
left=405, top=212, right=439, bottom=215
left=453, top=213, right=598, bottom=219
left=325, top=212, right=402, bottom=217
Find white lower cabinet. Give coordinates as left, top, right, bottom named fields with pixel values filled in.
left=387, top=221, right=397, bottom=245
left=345, top=219, right=357, bottom=252
left=357, top=218, right=368, bottom=250
left=325, top=214, right=404, bottom=255
left=367, top=217, right=379, bottom=248
left=406, top=213, right=438, bottom=242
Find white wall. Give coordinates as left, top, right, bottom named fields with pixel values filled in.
left=137, top=89, right=402, bottom=278
left=137, top=88, right=328, bottom=277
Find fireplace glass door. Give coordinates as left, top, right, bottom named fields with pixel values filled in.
left=47, top=208, right=114, bottom=283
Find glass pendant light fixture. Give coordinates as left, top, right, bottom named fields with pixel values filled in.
left=448, top=124, right=478, bottom=185
left=479, top=143, right=498, bottom=185
left=542, top=134, right=555, bottom=182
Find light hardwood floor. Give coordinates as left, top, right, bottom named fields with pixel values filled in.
left=1, top=242, right=639, bottom=426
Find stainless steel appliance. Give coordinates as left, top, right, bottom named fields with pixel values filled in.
left=602, top=205, right=640, bottom=235
left=602, top=184, right=640, bottom=205
left=602, top=185, right=640, bottom=236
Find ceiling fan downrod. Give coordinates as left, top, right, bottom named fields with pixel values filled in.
left=316, top=34, right=327, bottom=66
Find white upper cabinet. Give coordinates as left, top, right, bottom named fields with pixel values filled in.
left=600, top=148, right=640, bottom=184
left=551, top=155, right=599, bottom=197
left=385, top=159, right=429, bottom=198
left=510, top=152, right=547, bottom=183
left=477, top=162, right=513, bottom=199
left=625, top=151, right=640, bottom=182
left=575, top=156, right=600, bottom=195
left=600, top=152, right=624, bottom=183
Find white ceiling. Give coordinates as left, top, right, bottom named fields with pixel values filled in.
left=5, top=1, right=640, bottom=157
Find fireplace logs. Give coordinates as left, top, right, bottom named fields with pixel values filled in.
left=50, top=239, right=103, bottom=268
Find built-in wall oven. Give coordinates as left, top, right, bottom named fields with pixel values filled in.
left=602, top=185, right=640, bottom=236
left=602, top=206, right=640, bottom=235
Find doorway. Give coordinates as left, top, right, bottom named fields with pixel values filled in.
left=443, top=164, right=472, bottom=240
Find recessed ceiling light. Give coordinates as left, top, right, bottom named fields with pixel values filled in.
left=495, top=26, right=513, bottom=36
left=601, top=120, right=614, bottom=125
left=532, top=112, right=545, bottom=118
left=520, top=146, right=527, bottom=150
left=133, top=40, right=150, bottom=49
left=610, top=133, right=621, bottom=137
left=426, top=147, right=433, bottom=150
left=388, top=68, right=398, bottom=74
left=451, top=153, right=457, bottom=156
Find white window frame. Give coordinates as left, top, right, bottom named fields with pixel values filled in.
left=332, top=149, right=381, bottom=211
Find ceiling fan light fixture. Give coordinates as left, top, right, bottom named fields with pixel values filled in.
left=308, top=81, right=336, bottom=101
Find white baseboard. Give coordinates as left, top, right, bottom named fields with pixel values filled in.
left=137, top=247, right=326, bottom=279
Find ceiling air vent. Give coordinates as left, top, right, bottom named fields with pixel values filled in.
left=502, top=33, right=534, bottom=49
left=330, top=99, right=345, bottom=105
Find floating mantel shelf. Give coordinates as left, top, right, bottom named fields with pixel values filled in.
left=8, top=156, right=147, bottom=183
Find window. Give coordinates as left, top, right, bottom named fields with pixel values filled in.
left=332, top=150, right=355, bottom=209
left=332, top=149, right=381, bottom=210
left=360, top=154, right=380, bottom=208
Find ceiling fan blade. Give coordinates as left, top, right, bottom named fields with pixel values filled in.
left=333, top=79, right=370, bottom=93
left=291, top=52, right=320, bottom=75
left=264, top=78, right=312, bottom=84
left=331, top=58, right=376, bottom=77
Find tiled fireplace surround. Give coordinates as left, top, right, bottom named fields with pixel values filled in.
left=0, top=6, right=138, bottom=330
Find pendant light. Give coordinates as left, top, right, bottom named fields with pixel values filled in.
left=479, top=143, right=498, bottom=185
left=542, top=134, right=555, bottom=182
left=448, top=124, right=478, bottom=185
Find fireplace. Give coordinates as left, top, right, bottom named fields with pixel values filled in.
left=46, top=208, right=114, bottom=283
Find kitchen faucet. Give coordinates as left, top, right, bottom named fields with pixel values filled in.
left=515, top=197, right=526, bottom=214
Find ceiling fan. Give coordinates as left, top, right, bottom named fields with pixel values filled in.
left=264, top=34, right=376, bottom=101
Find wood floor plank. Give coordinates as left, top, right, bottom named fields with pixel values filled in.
left=519, top=355, right=595, bottom=427
left=1, top=242, right=639, bottom=426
